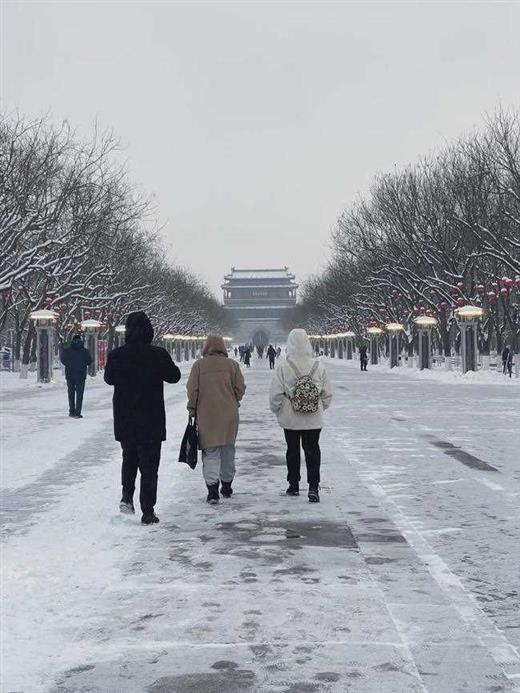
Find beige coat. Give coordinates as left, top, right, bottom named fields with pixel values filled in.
left=187, top=353, right=246, bottom=449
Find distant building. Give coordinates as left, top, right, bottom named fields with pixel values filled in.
left=222, top=267, right=298, bottom=346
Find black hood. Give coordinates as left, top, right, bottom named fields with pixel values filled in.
left=71, top=337, right=84, bottom=349
left=125, top=311, right=154, bottom=344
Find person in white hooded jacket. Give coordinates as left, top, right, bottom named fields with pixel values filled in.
left=269, top=329, right=332, bottom=502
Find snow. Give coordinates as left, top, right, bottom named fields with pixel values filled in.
left=325, top=354, right=520, bottom=386
left=2, top=358, right=520, bottom=692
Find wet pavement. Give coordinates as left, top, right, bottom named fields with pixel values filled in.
left=2, top=359, right=520, bottom=692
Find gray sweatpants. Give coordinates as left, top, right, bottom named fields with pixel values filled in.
left=202, top=444, right=236, bottom=485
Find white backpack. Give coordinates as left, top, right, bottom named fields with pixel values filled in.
left=287, top=359, right=321, bottom=413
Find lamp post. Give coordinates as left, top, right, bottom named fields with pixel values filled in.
left=455, top=305, right=484, bottom=373
left=171, top=335, right=181, bottom=362
left=386, top=323, right=404, bottom=368
left=344, top=331, right=355, bottom=360
left=29, top=309, right=57, bottom=383
left=367, top=327, right=383, bottom=365
left=163, top=333, right=175, bottom=356
left=115, top=324, right=126, bottom=348
left=414, top=316, right=438, bottom=370
left=336, top=333, right=344, bottom=359
left=81, top=319, right=102, bottom=376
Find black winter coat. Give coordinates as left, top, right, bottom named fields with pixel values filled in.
left=104, top=344, right=181, bottom=442
left=60, top=341, right=92, bottom=380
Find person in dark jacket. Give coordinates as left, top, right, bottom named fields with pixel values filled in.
left=104, top=311, right=181, bottom=525
left=267, top=344, right=276, bottom=370
left=60, top=335, right=92, bottom=418
left=243, top=347, right=251, bottom=368
left=502, top=346, right=513, bottom=377
left=359, top=344, right=368, bottom=371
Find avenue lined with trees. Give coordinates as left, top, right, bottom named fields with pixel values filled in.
left=290, top=110, right=520, bottom=365
left=0, top=114, right=230, bottom=372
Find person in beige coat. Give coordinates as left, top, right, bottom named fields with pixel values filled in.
left=187, top=335, right=246, bottom=504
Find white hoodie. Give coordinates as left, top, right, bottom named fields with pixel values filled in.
left=269, top=329, right=333, bottom=430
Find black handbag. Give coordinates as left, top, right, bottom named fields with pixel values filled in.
left=179, top=415, right=199, bottom=469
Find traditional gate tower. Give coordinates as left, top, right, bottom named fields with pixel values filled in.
left=222, top=267, right=298, bottom=346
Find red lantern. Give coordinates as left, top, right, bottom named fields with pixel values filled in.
left=488, top=291, right=497, bottom=302
left=475, top=284, right=485, bottom=295
left=456, top=297, right=465, bottom=306
left=491, top=281, right=498, bottom=291
left=440, top=301, right=449, bottom=310
left=500, top=287, right=509, bottom=299
left=456, top=282, right=464, bottom=290
left=503, top=278, right=513, bottom=289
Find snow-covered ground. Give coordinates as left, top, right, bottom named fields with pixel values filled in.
left=1, top=357, right=520, bottom=692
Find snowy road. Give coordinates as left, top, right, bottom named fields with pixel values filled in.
left=1, top=359, right=520, bottom=692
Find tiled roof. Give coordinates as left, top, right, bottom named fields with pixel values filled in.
left=224, top=268, right=295, bottom=281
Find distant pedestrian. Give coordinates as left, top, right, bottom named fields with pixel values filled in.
left=269, top=329, right=332, bottom=503
left=243, top=347, right=251, bottom=367
left=234, top=346, right=238, bottom=358
left=267, top=344, right=276, bottom=370
left=104, top=311, right=181, bottom=525
left=187, top=335, right=246, bottom=504
left=60, top=335, right=92, bottom=418
left=276, top=346, right=282, bottom=359
left=359, top=344, right=368, bottom=371
left=502, top=346, right=513, bottom=378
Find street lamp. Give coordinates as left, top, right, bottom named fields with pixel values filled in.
left=115, top=324, right=126, bottom=348
left=334, top=333, right=344, bottom=359
left=344, top=331, right=356, bottom=360
left=414, top=315, right=438, bottom=370
left=81, top=319, right=102, bottom=376
left=455, top=305, right=484, bottom=373
left=162, top=333, right=175, bottom=356
left=29, top=309, right=57, bottom=383
left=386, top=323, right=404, bottom=368
left=367, top=327, right=383, bottom=365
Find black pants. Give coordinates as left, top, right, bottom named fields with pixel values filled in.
left=67, top=378, right=86, bottom=414
left=360, top=359, right=368, bottom=371
left=269, top=358, right=275, bottom=370
left=121, top=441, right=162, bottom=513
left=284, top=429, right=321, bottom=487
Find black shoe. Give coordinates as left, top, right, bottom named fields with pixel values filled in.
left=221, top=481, right=233, bottom=498
left=286, top=485, right=300, bottom=496
left=119, top=498, right=135, bottom=514
left=308, top=485, right=320, bottom=503
left=141, top=512, right=160, bottom=525
left=69, top=412, right=75, bottom=417
left=206, top=483, right=220, bottom=504
left=73, top=413, right=83, bottom=418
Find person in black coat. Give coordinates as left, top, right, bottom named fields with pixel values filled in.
left=104, top=311, right=181, bottom=525
left=359, top=344, right=368, bottom=371
left=60, top=335, right=92, bottom=418
left=502, top=346, right=513, bottom=378
left=266, top=344, right=276, bottom=369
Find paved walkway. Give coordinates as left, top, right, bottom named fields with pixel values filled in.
left=2, top=359, right=520, bottom=692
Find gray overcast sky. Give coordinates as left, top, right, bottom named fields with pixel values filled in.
left=2, top=0, right=520, bottom=296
